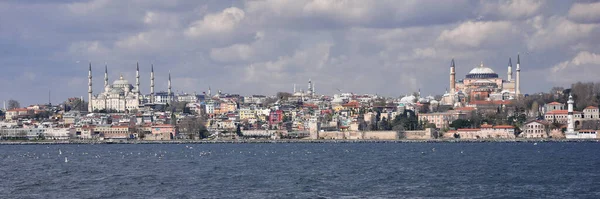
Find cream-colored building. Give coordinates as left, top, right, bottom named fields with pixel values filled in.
left=418, top=111, right=468, bottom=129
left=521, top=121, right=549, bottom=138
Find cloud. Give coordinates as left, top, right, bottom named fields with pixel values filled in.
left=185, top=7, right=245, bottom=38
left=437, top=21, right=515, bottom=48
left=526, top=16, right=598, bottom=50
left=210, top=44, right=254, bottom=63
left=568, top=2, right=600, bottom=23
left=479, top=0, right=543, bottom=20
left=1, top=1, right=600, bottom=105
left=549, top=51, right=600, bottom=84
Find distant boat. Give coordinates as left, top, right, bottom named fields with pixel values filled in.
left=64, top=157, right=68, bottom=163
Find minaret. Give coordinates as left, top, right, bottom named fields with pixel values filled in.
left=136, top=62, right=140, bottom=98
left=104, top=64, right=108, bottom=88
left=507, top=58, right=512, bottom=82
left=293, top=84, right=296, bottom=93
left=567, top=94, right=575, bottom=135
left=308, top=78, right=313, bottom=96
left=88, top=63, right=93, bottom=112
left=450, top=59, right=456, bottom=103
left=167, top=70, right=172, bottom=104
left=208, top=86, right=212, bottom=97
left=516, top=54, right=521, bottom=97
left=150, top=64, right=155, bottom=103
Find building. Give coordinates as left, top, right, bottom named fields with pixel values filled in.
left=88, top=63, right=172, bottom=112
left=442, top=56, right=521, bottom=106
left=418, top=111, right=468, bottom=129
left=544, top=102, right=565, bottom=113
left=521, top=121, right=549, bottom=138
left=583, top=106, right=600, bottom=120
left=4, top=108, right=32, bottom=121
left=449, top=124, right=515, bottom=139
left=544, top=110, right=582, bottom=125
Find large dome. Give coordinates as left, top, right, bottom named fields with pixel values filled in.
left=112, top=75, right=130, bottom=86
left=466, top=62, right=498, bottom=78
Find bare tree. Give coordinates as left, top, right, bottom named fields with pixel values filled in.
left=7, top=99, right=20, bottom=110
left=177, top=116, right=209, bottom=139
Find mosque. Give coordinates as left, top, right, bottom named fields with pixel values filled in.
left=87, top=63, right=171, bottom=112
left=441, top=55, right=522, bottom=106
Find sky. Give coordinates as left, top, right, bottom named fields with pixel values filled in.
left=1, top=0, right=600, bottom=106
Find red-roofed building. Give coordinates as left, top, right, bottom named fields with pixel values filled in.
left=4, top=108, right=33, bottom=121
left=583, top=106, right=599, bottom=120
left=545, top=110, right=582, bottom=125
left=544, top=102, right=565, bottom=113
left=521, top=120, right=550, bottom=138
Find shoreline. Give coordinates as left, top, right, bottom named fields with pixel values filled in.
left=0, top=139, right=598, bottom=145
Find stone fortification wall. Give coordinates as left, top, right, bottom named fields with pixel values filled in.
left=405, top=128, right=434, bottom=140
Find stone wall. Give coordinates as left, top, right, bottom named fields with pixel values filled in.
left=361, top=131, right=398, bottom=140
left=317, top=131, right=398, bottom=140
left=405, top=128, right=434, bottom=140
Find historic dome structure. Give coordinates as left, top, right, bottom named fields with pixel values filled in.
left=466, top=62, right=498, bottom=79
left=112, top=75, right=132, bottom=89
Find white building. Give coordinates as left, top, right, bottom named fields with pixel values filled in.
left=88, top=63, right=171, bottom=112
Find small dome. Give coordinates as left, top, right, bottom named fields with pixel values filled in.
left=400, top=95, right=416, bottom=103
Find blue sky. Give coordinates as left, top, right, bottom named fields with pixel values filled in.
left=1, top=0, right=599, bottom=106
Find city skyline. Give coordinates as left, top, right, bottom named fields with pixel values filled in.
left=2, top=0, right=600, bottom=106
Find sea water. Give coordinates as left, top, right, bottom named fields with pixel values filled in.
left=1, top=142, right=599, bottom=198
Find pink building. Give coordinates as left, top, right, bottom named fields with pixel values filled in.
left=150, top=124, right=176, bottom=140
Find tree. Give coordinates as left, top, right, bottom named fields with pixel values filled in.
left=378, top=117, right=391, bottom=131
left=177, top=117, right=209, bottom=139
left=7, top=99, right=20, bottom=110
left=276, top=92, right=293, bottom=101
left=391, top=110, right=420, bottom=131
left=425, top=123, right=437, bottom=129
left=450, top=119, right=472, bottom=129
left=236, top=124, right=243, bottom=137
left=531, top=101, right=539, bottom=115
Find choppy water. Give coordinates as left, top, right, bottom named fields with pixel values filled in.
left=1, top=142, right=599, bottom=198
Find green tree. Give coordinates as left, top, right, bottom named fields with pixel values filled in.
left=450, top=119, right=472, bottom=129
left=236, top=124, right=243, bottom=137
left=425, top=123, right=437, bottom=129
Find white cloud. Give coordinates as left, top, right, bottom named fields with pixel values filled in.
left=549, top=51, right=600, bottom=84
left=210, top=44, right=254, bottom=63
left=568, top=2, right=600, bottom=23
left=479, top=0, right=543, bottom=19
left=185, top=7, right=245, bottom=38
left=437, top=21, right=514, bottom=48
left=526, top=16, right=598, bottom=50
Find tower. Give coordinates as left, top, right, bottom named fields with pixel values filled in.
left=450, top=59, right=456, bottom=103
left=104, top=64, right=108, bottom=88
left=307, top=79, right=313, bottom=96
left=136, top=62, right=140, bottom=99
left=168, top=70, right=172, bottom=104
left=293, top=84, right=296, bottom=93
left=507, top=58, right=512, bottom=82
left=88, top=63, right=93, bottom=112
left=567, top=94, right=575, bottom=135
left=516, top=54, right=521, bottom=97
left=150, top=64, right=155, bottom=103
